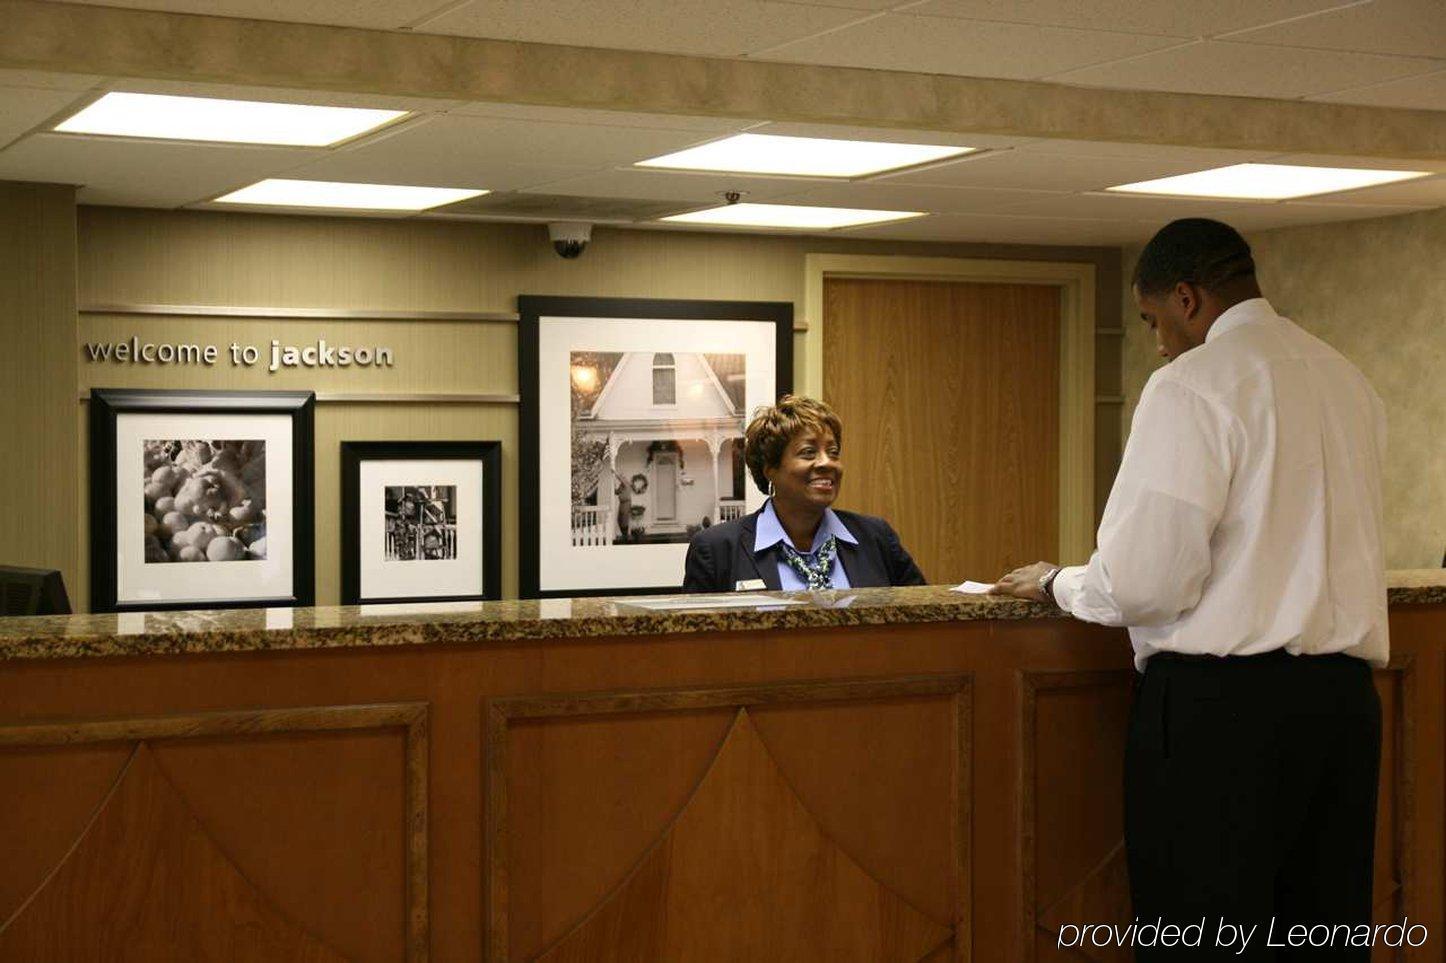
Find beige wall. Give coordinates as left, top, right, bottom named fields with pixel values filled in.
left=77, top=207, right=1123, bottom=322
left=55, top=205, right=1123, bottom=607
left=74, top=320, right=518, bottom=608
left=1120, top=207, right=1446, bottom=570
left=0, top=183, right=79, bottom=597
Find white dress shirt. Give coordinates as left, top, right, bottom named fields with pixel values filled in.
left=1053, top=298, right=1388, bottom=670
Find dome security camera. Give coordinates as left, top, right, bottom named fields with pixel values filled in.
left=548, top=222, right=592, bottom=259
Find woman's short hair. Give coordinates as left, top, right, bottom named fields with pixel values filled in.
left=743, top=395, right=843, bottom=494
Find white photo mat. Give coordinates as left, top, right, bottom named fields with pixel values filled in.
left=538, top=316, right=776, bottom=593
left=115, top=411, right=294, bottom=606
left=358, top=458, right=485, bottom=601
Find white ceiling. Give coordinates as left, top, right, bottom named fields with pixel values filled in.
left=1046, top=38, right=1436, bottom=99
left=66, top=0, right=1446, bottom=106
left=0, top=0, right=1441, bottom=245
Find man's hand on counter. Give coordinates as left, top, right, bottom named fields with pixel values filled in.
left=990, top=561, right=1060, bottom=603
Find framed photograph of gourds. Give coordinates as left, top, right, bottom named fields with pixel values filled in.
left=88, top=388, right=315, bottom=612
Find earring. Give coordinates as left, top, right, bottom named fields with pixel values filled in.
left=767, top=480, right=775, bottom=497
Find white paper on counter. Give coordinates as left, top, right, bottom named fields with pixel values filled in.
left=951, top=580, right=996, bottom=594
left=623, top=594, right=809, bottom=611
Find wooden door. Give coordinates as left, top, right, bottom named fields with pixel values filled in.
left=823, top=277, right=1060, bottom=584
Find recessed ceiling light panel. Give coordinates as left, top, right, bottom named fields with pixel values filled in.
left=1107, top=163, right=1430, bottom=200
left=661, top=203, right=924, bottom=229
left=213, top=179, right=487, bottom=211
left=637, top=133, right=973, bottom=178
left=54, top=92, right=407, bottom=147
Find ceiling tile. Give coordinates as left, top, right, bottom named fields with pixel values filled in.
left=0, top=133, right=322, bottom=207
left=987, top=191, right=1268, bottom=219
left=908, top=0, right=1350, bottom=40
left=635, top=220, right=832, bottom=238
left=517, top=168, right=829, bottom=203
left=881, top=149, right=1217, bottom=191
left=753, top=12, right=1181, bottom=78
left=1046, top=39, right=1443, bottom=99
left=380, top=113, right=718, bottom=165
left=1015, top=138, right=1275, bottom=164
left=1266, top=153, right=1446, bottom=174
left=1225, top=0, right=1446, bottom=60
left=285, top=155, right=588, bottom=194
left=835, top=212, right=1160, bottom=244
left=58, top=0, right=456, bottom=29
left=1277, top=174, right=1446, bottom=207
left=1307, top=69, right=1446, bottom=110
left=432, top=191, right=690, bottom=221
left=767, top=181, right=1067, bottom=214
left=285, top=114, right=717, bottom=191
left=422, top=0, right=867, bottom=57
left=0, top=86, right=90, bottom=151
left=1196, top=200, right=1427, bottom=231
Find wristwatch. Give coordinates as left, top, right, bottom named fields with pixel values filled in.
left=1038, top=566, right=1062, bottom=605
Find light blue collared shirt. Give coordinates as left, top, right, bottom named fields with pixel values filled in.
left=753, top=499, right=856, bottom=590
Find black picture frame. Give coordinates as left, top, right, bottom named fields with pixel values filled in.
left=89, top=387, right=315, bottom=613
left=340, top=440, right=502, bottom=605
left=518, top=295, right=793, bottom=599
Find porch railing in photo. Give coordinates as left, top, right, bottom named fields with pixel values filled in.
left=570, top=499, right=748, bottom=546
left=385, top=523, right=458, bottom=560
left=571, top=505, right=608, bottom=546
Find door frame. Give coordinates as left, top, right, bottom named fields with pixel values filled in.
left=802, top=254, right=1096, bottom=565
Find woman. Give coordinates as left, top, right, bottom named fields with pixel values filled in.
left=612, top=469, right=633, bottom=545
left=683, top=395, right=925, bottom=592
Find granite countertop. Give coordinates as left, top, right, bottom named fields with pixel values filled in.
left=1385, top=568, right=1446, bottom=603
left=0, top=572, right=1441, bottom=662
left=0, top=586, right=1048, bottom=661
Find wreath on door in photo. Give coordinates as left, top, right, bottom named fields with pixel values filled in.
left=645, top=440, right=685, bottom=470
left=630, top=473, right=648, bottom=494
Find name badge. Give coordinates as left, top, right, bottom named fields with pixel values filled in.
left=735, top=579, right=767, bottom=591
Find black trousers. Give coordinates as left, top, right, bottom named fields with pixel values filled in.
left=1125, top=650, right=1381, bottom=961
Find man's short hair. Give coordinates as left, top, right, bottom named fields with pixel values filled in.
left=1133, top=218, right=1256, bottom=296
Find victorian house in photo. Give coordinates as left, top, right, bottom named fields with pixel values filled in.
left=571, top=351, right=748, bottom=545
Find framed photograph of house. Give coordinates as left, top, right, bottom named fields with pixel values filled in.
left=340, top=441, right=502, bottom=605
left=519, top=295, right=793, bottom=598
left=89, top=388, right=315, bottom=613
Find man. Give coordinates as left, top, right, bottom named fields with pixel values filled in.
left=994, top=218, right=1387, bottom=960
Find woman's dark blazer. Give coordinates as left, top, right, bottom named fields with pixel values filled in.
left=682, top=507, right=926, bottom=593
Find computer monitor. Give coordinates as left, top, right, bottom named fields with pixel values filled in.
left=0, top=565, right=72, bottom=616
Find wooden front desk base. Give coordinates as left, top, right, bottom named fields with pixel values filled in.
left=0, top=607, right=1440, bottom=961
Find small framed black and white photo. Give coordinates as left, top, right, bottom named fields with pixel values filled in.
left=89, top=388, right=315, bottom=613
left=519, top=295, right=792, bottom=598
left=340, top=441, right=502, bottom=605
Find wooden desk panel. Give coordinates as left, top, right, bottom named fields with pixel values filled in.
left=0, top=605, right=1439, bottom=962
left=487, top=677, right=967, bottom=961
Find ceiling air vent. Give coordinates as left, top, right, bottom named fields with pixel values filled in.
left=432, top=192, right=689, bottom=222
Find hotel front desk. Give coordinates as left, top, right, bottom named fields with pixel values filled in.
left=1, top=575, right=1442, bottom=962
